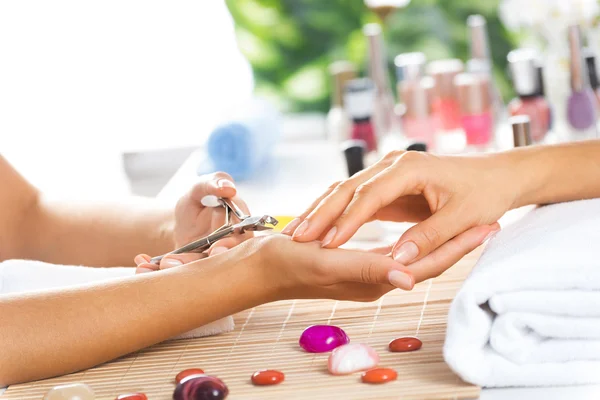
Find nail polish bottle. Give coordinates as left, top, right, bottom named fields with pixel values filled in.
left=510, top=115, right=532, bottom=147
left=454, top=73, right=493, bottom=149
left=584, top=49, right=600, bottom=111
left=398, top=77, right=436, bottom=150
left=343, top=78, right=378, bottom=152
left=536, top=65, right=554, bottom=132
left=394, top=52, right=426, bottom=84
left=327, top=61, right=356, bottom=142
left=566, top=25, right=598, bottom=138
left=364, top=23, right=396, bottom=138
left=507, top=48, right=550, bottom=143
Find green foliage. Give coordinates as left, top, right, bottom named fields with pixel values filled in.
left=226, top=0, right=517, bottom=112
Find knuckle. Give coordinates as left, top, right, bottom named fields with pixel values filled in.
left=385, top=150, right=405, bottom=161
left=418, top=225, right=442, bottom=248
left=327, top=180, right=342, bottom=191
left=212, top=171, right=234, bottom=182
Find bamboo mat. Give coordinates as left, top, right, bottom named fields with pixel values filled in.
left=3, top=250, right=481, bottom=400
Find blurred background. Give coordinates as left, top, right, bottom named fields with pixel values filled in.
left=0, top=0, right=598, bottom=200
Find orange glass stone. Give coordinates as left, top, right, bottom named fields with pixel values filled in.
left=116, top=394, right=147, bottom=400
left=388, top=336, right=422, bottom=352
left=251, top=370, right=285, bottom=386
left=361, top=368, right=398, bottom=384
left=175, top=368, right=205, bottom=384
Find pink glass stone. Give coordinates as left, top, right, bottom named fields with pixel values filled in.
left=327, top=343, right=380, bottom=375
left=173, top=374, right=228, bottom=400
left=299, top=325, right=350, bottom=353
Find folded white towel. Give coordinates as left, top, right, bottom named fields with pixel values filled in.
left=444, top=198, right=600, bottom=387
left=0, top=260, right=234, bottom=340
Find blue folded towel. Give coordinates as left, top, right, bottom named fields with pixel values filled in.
left=204, top=99, right=281, bottom=181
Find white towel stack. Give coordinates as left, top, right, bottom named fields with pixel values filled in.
left=0, top=260, right=234, bottom=339
left=444, top=199, right=600, bottom=387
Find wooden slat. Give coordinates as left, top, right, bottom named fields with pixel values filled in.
left=3, top=250, right=481, bottom=400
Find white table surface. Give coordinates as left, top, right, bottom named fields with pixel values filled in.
left=158, top=140, right=600, bottom=400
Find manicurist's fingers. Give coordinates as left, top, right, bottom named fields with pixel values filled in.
left=406, top=223, right=501, bottom=283
left=189, top=172, right=237, bottom=204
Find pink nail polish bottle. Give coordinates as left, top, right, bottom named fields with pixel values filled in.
left=398, top=77, right=436, bottom=150
left=427, top=59, right=464, bottom=131
left=507, top=48, right=551, bottom=143
left=343, top=78, right=378, bottom=152
left=454, top=73, right=493, bottom=149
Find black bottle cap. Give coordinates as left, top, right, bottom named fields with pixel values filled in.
left=406, top=142, right=427, bottom=152
left=536, top=65, right=546, bottom=97
left=585, top=50, right=600, bottom=90
left=341, top=140, right=367, bottom=177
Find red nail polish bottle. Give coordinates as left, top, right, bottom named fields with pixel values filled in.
left=507, top=49, right=551, bottom=144
left=428, top=59, right=464, bottom=131
left=454, top=73, right=493, bottom=149
left=343, top=78, right=378, bottom=152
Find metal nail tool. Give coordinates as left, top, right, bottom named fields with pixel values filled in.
left=150, top=196, right=278, bottom=264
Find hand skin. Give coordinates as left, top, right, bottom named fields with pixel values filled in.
left=283, top=140, right=600, bottom=280
left=0, top=234, right=416, bottom=386
left=0, top=155, right=247, bottom=267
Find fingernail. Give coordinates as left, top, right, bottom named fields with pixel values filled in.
left=210, top=246, right=229, bottom=256
left=292, top=220, right=309, bottom=238
left=163, top=258, right=183, bottom=267
left=281, top=218, right=302, bottom=235
left=321, top=226, right=337, bottom=247
left=388, top=270, right=414, bottom=290
left=481, top=229, right=500, bottom=245
left=136, top=267, right=154, bottom=274
left=218, top=179, right=235, bottom=189
left=393, top=241, right=419, bottom=264
left=134, top=255, right=147, bottom=266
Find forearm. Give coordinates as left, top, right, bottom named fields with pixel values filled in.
left=0, top=248, right=273, bottom=386
left=18, top=196, right=175, bottom=267
left=500, top=140, right=600, bottom=208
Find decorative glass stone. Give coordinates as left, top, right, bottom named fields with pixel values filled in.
left=251, top=370, right=285, bottom=386
left=173, top=374, right=228, bottom=400
left=361, top=368, right=398, bottom=384
left=327, top=343, right=379, bottom=375
left=116, top=394, right=148, bottom=400
left=388, top=336, right=422, bottom=352
left=44, top=383, right=95, bottom=400
left=299, top=325, right=350, bottom=353
left=176, top=368, right=206, bottom=384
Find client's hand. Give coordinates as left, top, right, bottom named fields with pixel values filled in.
left=136, top=172, right=252, bottom=273
left=282, top=150, right=508, bottom=281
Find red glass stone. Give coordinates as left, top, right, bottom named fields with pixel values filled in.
left=388, top=336, right=422, bottom=352
left=361, top=368, right=398, bottom=384
left=116, top=394, right=147, bottom=400
left=176, top=368, right=206, bottom=384
left=173, top=375, right=228, bottom=400
left=251, top=370, right=285, bottom=386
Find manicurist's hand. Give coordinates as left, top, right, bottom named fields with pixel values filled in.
left=135, top=172, right=252, bottom=273
left=282, top=150, right=511, bottom=275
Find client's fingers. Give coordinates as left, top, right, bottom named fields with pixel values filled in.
left=159, top=253, right=207, bottom=270
left=134, top=254, right=157, bottom=274
left=406, top=223, right=501, bottom=283
left=207, top=236, right=250, bottom=256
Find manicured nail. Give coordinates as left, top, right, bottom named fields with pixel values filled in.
left=480, top=229, right=500, bottom=245
left=210, top=246, right=229, bottom=256
left=136, top=267, right=154, bottom=274
left=281, top=218, right=302, bottom=235
left=163, top=258, right=183, bottom=268
left=218, top=179, right=235, bottom=189
left=388, top=270, right=414, bottom=290
left=134, top=255, right=149, bottom=266
left=292, top=220, right=309, bottom=238
left=321, top=226, right=337, bottom=247
left=393, top=241, right=419, bottom=264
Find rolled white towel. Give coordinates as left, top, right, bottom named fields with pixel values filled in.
left=444, top=198, right=600, bottom=387
left=0, top=260, right=234, bottom=339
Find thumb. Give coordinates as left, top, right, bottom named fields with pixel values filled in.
left=392, top=203, right=470, bottom=265
left=322, top=248, right=415, bottom=290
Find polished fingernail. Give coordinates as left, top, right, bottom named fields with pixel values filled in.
left=480, top=229, right=500, bottom=245
left=292, top=220, right=309, bottom=238
left=218, top=179, right=235, bottom=189
left=388, top=270, right=414, bottom=290
left=281, top=218, right=302, bottom=235
left=321, top=226, right=337, bottom=247
left=136, top=267, right=154, bottom=274
left=210, top=246, right=229, bottom=256
left=134, top=255, right=148, bottom=266
left=393, top=241, right=419, bottom=264
left=163, top=258, right=183, bottom=267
